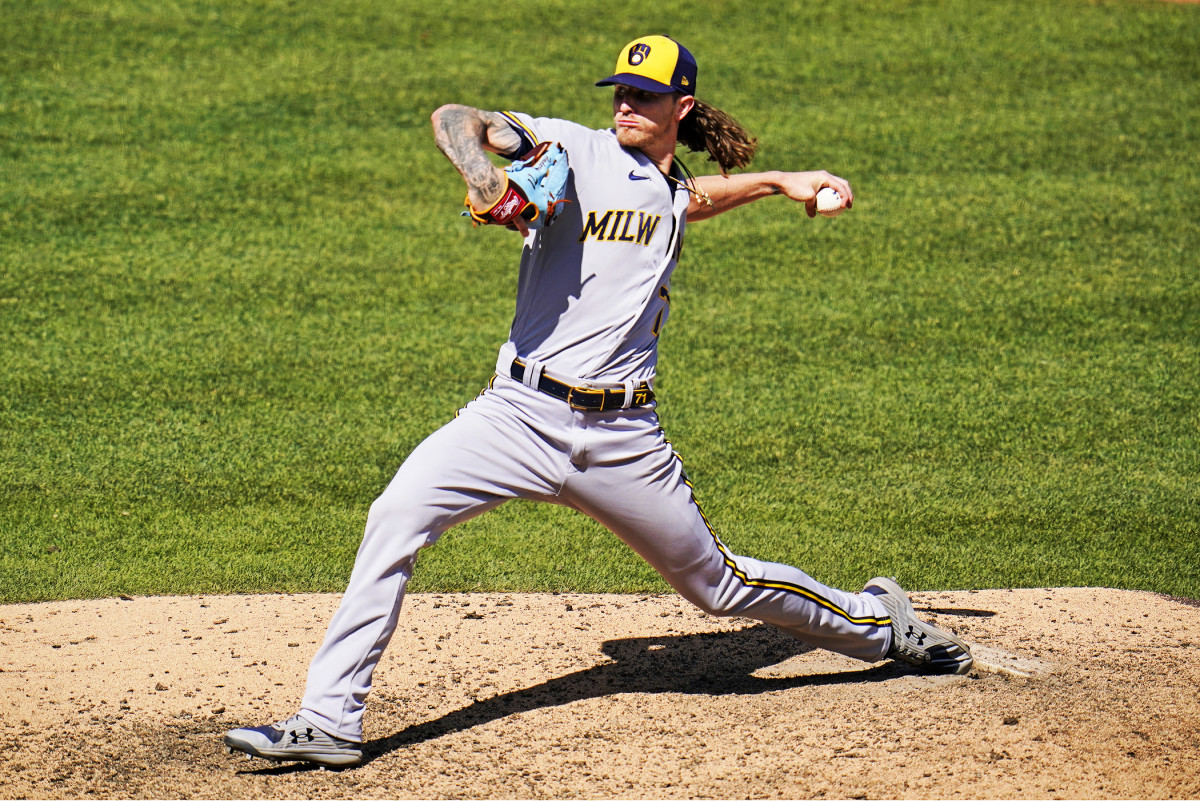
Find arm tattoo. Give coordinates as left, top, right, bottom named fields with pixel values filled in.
left=433, top=105, right=505, bottom=203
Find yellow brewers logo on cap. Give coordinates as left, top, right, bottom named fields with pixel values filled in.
left=596, top=35, right=698, bottom=95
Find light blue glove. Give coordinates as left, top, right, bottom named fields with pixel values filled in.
left=466, top=142, right=570, bottom=229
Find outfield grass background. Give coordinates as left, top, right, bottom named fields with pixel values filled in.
left=2, top=0, right=1197, bottom=603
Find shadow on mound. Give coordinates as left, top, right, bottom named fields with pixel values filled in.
left=363, top=623, right=903, bottom=763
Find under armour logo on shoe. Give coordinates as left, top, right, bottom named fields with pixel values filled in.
left=290, top=728, right=316, bottom=744
left=905, top=625, right=928, bottom=645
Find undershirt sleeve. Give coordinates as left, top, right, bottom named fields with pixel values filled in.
left=496, top=111, right=540, bottom=159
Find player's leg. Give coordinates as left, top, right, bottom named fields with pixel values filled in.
left=560, top=411, right=891, bottom=661
left=275, top=383, right=568, bottom=746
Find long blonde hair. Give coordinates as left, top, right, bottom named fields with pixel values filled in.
left=677, top=98, right=758, bottom=174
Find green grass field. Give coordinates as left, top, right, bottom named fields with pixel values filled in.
left=2, top=0, right=1197, bottom=603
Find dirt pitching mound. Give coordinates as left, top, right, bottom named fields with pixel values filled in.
left=1, top=587, right=1198, bottom=799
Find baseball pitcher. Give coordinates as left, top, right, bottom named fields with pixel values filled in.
left=223, top=35, right=972, bottom=769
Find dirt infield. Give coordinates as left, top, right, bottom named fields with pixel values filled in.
left=2, top=587, right=1198, bottom=799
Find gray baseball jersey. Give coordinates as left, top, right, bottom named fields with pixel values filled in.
left=496, top=111, right=689, bottom=386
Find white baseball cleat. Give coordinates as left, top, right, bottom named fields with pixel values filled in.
left=864, top=576, right=974, bottom=675
left=223, top=713, right=362, bottom=768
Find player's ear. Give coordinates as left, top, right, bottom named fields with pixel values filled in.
left=675, top=94, right=695, bottom=121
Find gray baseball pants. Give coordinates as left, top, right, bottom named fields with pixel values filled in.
left=300, top=374, right=891, bottom=741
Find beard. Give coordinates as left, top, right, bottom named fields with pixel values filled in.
left=615, top=126, right=646, bottom=149
left=614, top=122, right=667, bottom=152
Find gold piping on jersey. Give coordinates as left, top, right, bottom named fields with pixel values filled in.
left=499, top=111, right=540, bottom=156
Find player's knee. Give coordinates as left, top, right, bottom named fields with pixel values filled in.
left=363, top=493, right=440, bottom=552
left=682, top=588, right=742, bottom=618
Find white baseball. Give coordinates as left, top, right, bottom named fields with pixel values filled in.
left=815, top=187, right=845, bottom=217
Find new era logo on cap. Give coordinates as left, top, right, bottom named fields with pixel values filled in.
left=596, top=35, right=698, bottom=96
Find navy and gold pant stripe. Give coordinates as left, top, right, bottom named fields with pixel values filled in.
left=673, top=452, right=891, bottom=629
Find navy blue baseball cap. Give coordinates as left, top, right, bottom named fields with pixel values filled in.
left=596, top=35, right=698, bottom=95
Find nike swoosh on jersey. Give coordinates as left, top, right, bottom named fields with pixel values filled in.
left=628, top=171, right=651, bottom=181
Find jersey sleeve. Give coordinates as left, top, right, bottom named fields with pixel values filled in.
left=495, top=112, right=540, bottom=159
left=497, top=112, right=604, bottom=160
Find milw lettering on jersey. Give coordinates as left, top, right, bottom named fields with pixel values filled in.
left=578, top=210, right=661, bottom=245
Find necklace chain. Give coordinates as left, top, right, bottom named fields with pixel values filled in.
left=666, top=158, right=713, bottom=207
left=666, top=173, right=713, bottom=207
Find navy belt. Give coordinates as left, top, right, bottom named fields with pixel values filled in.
left=509, top=358, right=655, bottom=412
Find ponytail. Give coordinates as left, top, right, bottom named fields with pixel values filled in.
left=677, top=99, right=758, bottom=174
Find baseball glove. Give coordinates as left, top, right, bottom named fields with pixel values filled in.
left=466, top=141, right=570, bottom=230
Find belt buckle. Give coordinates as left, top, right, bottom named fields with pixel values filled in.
left=567, top=385, right=604, bottom=411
